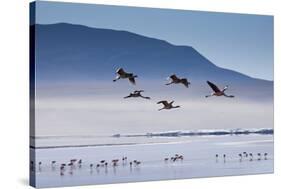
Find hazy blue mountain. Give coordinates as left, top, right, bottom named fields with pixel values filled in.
left=32, top=23, right=273, bottom=99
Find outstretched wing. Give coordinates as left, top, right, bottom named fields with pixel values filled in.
left=116, top=68, right=126, bottom=75
left=207, top=81, right=221, bottom=93
left=181, top=78, right=190, bottom=88
left=157, top=100, right=169, bottom=106
left=169, top=74, right=179, bottom=81
left=129, top=77, right=136, bottom=85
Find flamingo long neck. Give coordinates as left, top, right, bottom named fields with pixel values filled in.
left=222, top=86, right=228, bottom=92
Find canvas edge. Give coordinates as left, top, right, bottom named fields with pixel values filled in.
left=30, top=1, right=37, bottom=188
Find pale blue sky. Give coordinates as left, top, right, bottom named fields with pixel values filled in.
left=34, top=1, right=274, bottom=80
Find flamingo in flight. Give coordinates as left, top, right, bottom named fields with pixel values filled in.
left=157, top=100, right=180, bottom=111
left=205, top=81, right=234, bottom=98
left=166, top=74, right=191, bottom=88
left=113, top=68, right=138, bottom=85
left=124, top=90, right=151, bottom=100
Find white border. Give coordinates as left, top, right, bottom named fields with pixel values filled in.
left=0, top=0, right=280, bottom=189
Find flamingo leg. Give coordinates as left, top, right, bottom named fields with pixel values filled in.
left=140, top=95, right=151, bottom=100
left=165, top=82, right=173, bottom=85
left=224, top=94, right=234, bottom=98
left=222, top=86, right=228, bottom=92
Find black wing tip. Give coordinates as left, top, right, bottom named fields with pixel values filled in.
left=129, top=78, right=136, bottom=85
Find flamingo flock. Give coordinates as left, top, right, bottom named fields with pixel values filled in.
left=113, top=67, right=235, bottom=110
left=30, top=151, right=270, bottom=175
left=216, top=152, right=269, bottom=163
left=31, top=153, right=187, bottom=175
left=31, top=155, right=150, bottom=175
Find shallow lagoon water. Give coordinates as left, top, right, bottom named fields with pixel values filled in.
left=31, top=134, right=273, bottom=188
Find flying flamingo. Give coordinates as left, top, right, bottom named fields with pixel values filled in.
left=157, top=100, right=180, bottom=111
left=124, top=90, right=151, bottom=99
left=205, top=81, right=234, bottom=98
left=113, top=68, right=138, bottom=85
left=166, top=74, right=191, bottom=88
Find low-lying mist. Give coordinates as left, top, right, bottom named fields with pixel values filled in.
left=34, top=82, right=273, bottom=137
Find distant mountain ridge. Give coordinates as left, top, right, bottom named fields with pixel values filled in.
left=32, top=23, right=273, bottom=99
